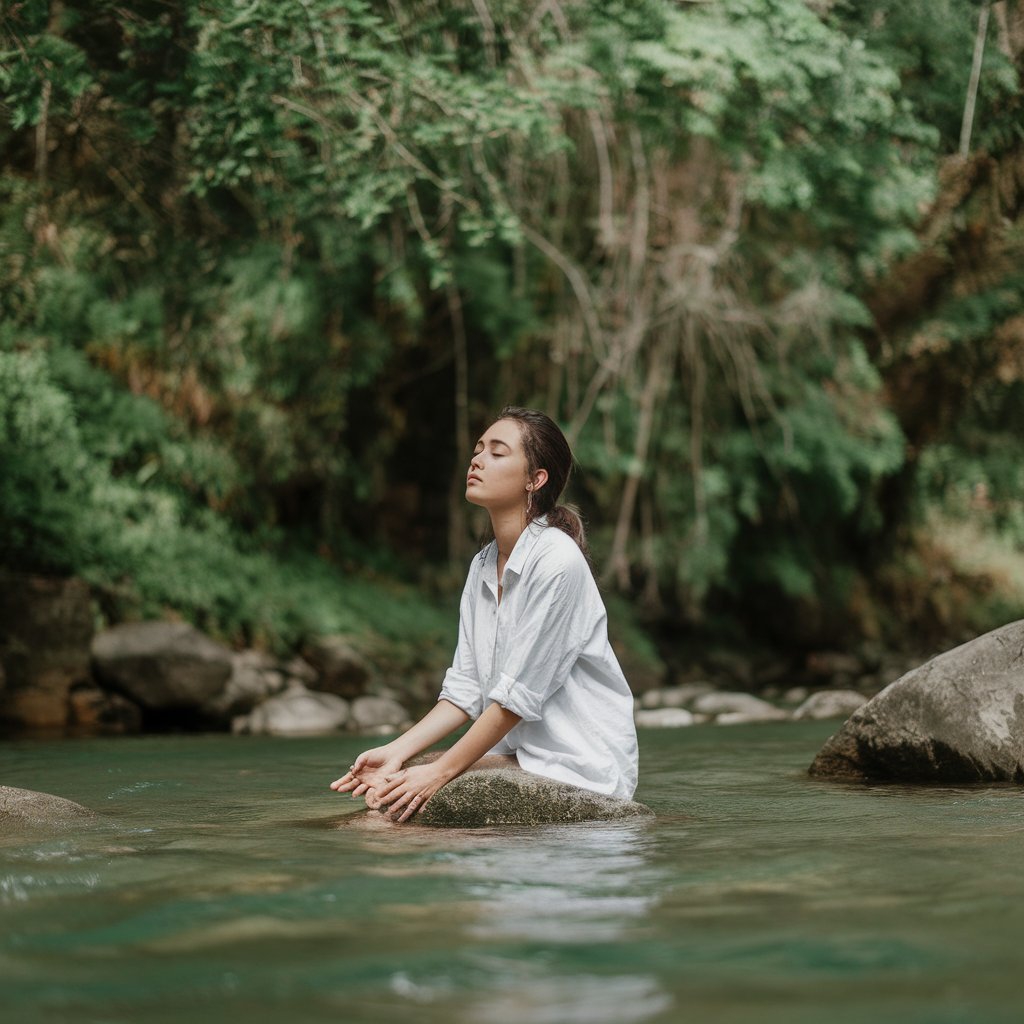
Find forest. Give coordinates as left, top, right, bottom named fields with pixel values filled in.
left=3, top=0, right=1024, bottom=684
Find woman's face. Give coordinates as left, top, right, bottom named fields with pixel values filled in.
left=466, top=419, right=542, bottom=512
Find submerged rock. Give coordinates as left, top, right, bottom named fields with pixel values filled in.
left=0, top=785, right=96, bottom=831
left=412, top=768, right=654, bottom=828
left=810, top=620, right=1024, bottom=782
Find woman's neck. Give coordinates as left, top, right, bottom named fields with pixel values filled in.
left=491, top=506, right=527, bottom=559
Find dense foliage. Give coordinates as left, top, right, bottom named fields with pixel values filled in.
left=2, top=0, right=1023, bottom=658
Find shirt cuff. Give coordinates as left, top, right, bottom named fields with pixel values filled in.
left=486, top=671, right=544, bottom=723
left=438, top=667, right=482, bottom=719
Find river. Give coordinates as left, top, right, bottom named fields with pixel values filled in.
left=2, top=724, right=1021, bottom=1023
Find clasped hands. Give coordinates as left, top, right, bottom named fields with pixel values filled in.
left=330, top=745, right=451, bottom=823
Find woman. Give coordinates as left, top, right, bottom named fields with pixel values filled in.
left=329, top=406, right=638, bottom=821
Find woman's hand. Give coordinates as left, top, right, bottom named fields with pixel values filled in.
left=330, top=745, right=403, bottom=808
left=374, top=763, right=455, bottom=823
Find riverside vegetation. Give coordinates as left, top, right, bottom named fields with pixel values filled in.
left=3, top=1, right=1024, bottom=733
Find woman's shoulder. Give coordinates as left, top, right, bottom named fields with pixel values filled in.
left=530, top=524, right=590, bottom=580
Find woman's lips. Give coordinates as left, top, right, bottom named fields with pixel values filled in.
left=467, top=473, right=482, bottom=484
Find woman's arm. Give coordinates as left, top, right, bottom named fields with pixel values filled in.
left=374, top=701, right=522, bottom=822
left=329, top=699, right=470, bottom=798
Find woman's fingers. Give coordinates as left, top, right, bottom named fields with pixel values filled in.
left=351, top=782, right=369, bottom=797
left=395, top=794, right=427, bottom=823
left=329, top=772, right=355, bottom=791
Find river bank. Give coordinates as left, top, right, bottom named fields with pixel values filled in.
left=0, top=570, right=946, bottom=741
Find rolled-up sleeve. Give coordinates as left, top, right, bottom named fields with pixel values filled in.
left=486, top=560, right=584, bottom=722
left=438, top=568, right=484, bottom=719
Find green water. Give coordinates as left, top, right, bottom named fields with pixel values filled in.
left=2, top=724, right=1022, bottom=1024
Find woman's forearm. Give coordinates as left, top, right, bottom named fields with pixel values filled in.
left=387, top=699, right=470, bottom=763
left=432, top=702, right=521, bottom=782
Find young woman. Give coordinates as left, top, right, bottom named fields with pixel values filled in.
left=329, top=407, right=638, bottom=821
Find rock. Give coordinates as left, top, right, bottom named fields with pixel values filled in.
left=412, top=768, right=655, bottom=827
left=0, top=786, right=96, bottom=831
left=809, top=620, right=1024, bottom=782
left=691, top=691, right=783, bottom=718
left=92, top=621, right=233, bottom=710
left=783, top=686, right=810, bottom=704
left=793, top=689, right=868, bottom=721
left=203, top=649, right=289, bottom=718
left=634, top=708, right=696, bottom=728
left=303, top=636, right=371, bottom=698
left=233, top=686, right=349, bottom=736
left=349, top=695, right=410, bottom=734
left=0, top=573, right=94, bottom=732
left=67, top=686, right=142, bottom=735
left=283, top=656, right=318, bottom=685
left=639, top=683, right=713, bottom=709
left=715, top=708, right=790, bottom=725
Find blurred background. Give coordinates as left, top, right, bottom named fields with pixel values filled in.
left=3, top=0, right=1024, bottom=734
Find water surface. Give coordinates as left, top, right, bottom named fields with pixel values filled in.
left=2, top=725, right=1021, bottom=1023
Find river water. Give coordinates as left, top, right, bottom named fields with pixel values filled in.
left=1, top=723, right=1022, bottom=1024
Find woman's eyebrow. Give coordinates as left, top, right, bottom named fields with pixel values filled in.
left=475, top=438, right=512, bottom=450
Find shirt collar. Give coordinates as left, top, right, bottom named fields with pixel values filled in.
left=505, top=516, right=548, bottom=578
left=478, top=517, right=549, bottom=598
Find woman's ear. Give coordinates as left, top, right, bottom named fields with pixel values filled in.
left=529, top=468, right=549, bottom=493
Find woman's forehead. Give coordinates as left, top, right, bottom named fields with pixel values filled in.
left=477, top=418, right=522, bottom=449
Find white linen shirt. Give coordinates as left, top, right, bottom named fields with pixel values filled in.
left=438, top=520, right=639, bottom=800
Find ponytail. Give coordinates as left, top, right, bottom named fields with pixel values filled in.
left=544, top=503, right=589, bottom=559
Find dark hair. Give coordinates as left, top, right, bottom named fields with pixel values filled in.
left=496, top=405, right=588, bottom=556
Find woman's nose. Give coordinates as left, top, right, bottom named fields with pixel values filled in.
left=470, top=451, right=484, bottom=469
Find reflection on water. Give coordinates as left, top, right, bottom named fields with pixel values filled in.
left=2, top=727, right=1024, bottom=1023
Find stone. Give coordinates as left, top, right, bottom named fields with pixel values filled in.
left=91, top=621, right=233, bottom=710
left=67, top=686, right=143, bottom=735
left=303, top=635, right=371, bottom=698
left=809, top=620, right=1024, bottom=782
left=0, top=786, right=96, bottom=831
left=793, top=689, right=868, bottom=721
left=691, top=691, right=783, bottom=718
left=283, top=655, right=318, bottom=684
left=783, top=686, right=810, bottom=704
left=412, top=768, right=655, bottom=828
left=234, top=686, right=349, bottom=736
left=715, top=708, right=790, bottom=725
left=639, top=683, right=713, bottom=709
left=0, top=573, right=94, bottom=732
left=634, top=708, right=696, bottom=728
left=349, top=695, right=410, bottom=733
left=203, top=649, right=289, bottom=718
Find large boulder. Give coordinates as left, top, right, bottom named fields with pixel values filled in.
left=0, top=786, right=96, bottom=831
left=0, top=573, right=94, bottom=732
left=810, top=620, right=1024, bottom=782
left=412, top=768, right=654, bottom=828
left=303, top=635, right=371, bottom=698
left=233, top=685, right=350, bottom=736
left=91, top=621, right=233, bottom=710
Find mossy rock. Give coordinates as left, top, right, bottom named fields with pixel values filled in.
left=415, top=768, right=654, bottom=828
